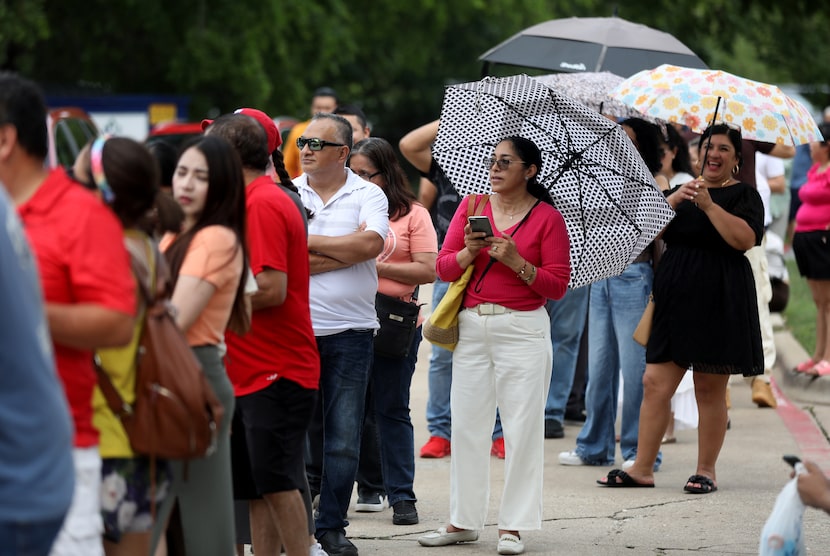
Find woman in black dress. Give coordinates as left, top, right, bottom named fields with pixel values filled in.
left=598, top=123, right=764, bottom=492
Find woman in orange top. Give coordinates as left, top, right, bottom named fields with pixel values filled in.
left=154, top=135, right=248, bottom=555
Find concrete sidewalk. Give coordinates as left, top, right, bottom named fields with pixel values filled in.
left=340, top=304, right=830, bottom=555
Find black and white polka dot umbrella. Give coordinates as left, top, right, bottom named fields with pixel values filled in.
left=433, top=74, right=674, bottom=288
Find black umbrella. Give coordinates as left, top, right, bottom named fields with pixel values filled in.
left=479, top=16, right=707, bottom=78
left=433, top=74, right=674, bottom=288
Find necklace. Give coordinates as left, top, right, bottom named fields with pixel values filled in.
left=497, top=196, right=531, bottom=220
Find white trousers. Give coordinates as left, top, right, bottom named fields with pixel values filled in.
left=450, top=306, right=552, bottom=531
left=746, top=237, right=775, bottom=381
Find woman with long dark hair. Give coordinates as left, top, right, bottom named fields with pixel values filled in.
left=156, top=134, right=248, bottom=555
left=348, top=137, right=437, bottom=527
left=419, top=136, right=570, bottom=555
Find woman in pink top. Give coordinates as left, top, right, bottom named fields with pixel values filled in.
left=348, top=138, right=438, bottom=527
left=419, top=137, right=570, bottom=555
left=792, top=122, right=830, bottom=376
left=154, top=135, right=248, bottom=555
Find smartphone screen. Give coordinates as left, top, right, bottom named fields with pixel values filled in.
left=468, top=216, right=495, bottom=237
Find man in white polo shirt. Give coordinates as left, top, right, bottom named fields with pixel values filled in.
left=294, top=113, right=389, bottom=556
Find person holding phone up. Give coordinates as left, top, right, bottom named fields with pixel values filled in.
left=419, top=137, right=570, bottom=555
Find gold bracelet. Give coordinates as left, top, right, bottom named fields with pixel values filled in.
left=521, top=265, right=536, bottom=284
left=517, top=261, right=529, bottom=277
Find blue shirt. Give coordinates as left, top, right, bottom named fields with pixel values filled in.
left=790, top=144, right=812, bottom=190
left=0, top=187, right=74, bottom=522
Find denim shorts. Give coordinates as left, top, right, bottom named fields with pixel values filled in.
left=100, top=457, right=170, bottom=543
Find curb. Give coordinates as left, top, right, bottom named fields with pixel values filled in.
left=773, top=326, right=830, bottom=406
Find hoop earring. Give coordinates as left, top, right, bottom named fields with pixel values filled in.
left=732, top=164, right=740, bottom=175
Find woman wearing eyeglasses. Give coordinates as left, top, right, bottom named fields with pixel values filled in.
left=347, top=137, right=437, bottom=527
left=419, top=137, right=570, bottom=555
left=598, top=123, right=764, bottom=494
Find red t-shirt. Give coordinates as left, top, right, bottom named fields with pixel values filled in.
left=18, top=169, right=135, bottom=447
left=225, top=176, right=320, bottom=395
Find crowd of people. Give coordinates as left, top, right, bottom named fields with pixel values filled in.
left=1, top=69, right=828, bottom=556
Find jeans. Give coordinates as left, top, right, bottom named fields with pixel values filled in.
left=369, top=327, right=422, bottom=506
left=0, top=518, right=64, bottom=556
left=355, top=383, right=384, bottom=497
left=425, top=280, right=453, bottom=440
left=575, top=263, right=661, bottom=468
left=314, top=329, right=374, bottom=535
left=545, top=286, right=590, bottom=422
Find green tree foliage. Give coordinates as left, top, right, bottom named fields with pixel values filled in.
left=8, top=0, right=829, bottom=147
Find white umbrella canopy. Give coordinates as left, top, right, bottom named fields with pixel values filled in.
left=535, top=71, right=661, bottom=123
left=433, top=74, right=674, bottom=288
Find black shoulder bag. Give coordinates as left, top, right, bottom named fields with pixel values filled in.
left=374, top=286, right=421, bottom=359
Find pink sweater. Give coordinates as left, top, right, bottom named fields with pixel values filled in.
left=795, top=163, right=830, bottom=232
left=437, top=198, right=570, bottom=311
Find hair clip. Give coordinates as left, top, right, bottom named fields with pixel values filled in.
left=90, top=135, right=115, bottom=203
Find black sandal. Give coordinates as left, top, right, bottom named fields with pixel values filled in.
left=684, top=474, right=717, bottom=494
left=597, top=469, right=654, bottom=488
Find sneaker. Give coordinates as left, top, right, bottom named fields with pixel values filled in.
left=420, top=436, right=451, bottom=458
left=355, top=492, right=386, bottom=512
left=392, top=500, right=419, bottom=525
left=622, top=459, right=660, bottom=472
left=558, top=450, right=585, bottom=466
left=316, top=530, right=357, bottom=556
left=309, top=542, right=329, bottom=556
left=491, top=437, right=505, bottom=459
left=544, top=419, right=564, bottom=438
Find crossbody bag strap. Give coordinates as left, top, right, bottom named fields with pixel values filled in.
left=473, top=198, right=541, bottom=293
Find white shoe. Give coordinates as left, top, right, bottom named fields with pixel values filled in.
left=418, top=527, right=479, bottom=547
left=355, top=492, right=387, bottom=512
left=497, top=533, right=525, bottom=555
left=558, top=450, right=585, bottom=466
left=309, top=542, right=328, bottom=556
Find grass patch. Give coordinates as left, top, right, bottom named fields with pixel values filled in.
left=782, top=259, right=816, bottom=354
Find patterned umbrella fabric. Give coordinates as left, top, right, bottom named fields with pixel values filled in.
left=433, top=74, right=674, bottom=288
left=610, top=64, right=823, bottom=146
left=535, top=71, right=661, bottom=123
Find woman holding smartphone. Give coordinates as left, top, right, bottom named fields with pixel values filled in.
left=419, top=137, right=570, bottom=555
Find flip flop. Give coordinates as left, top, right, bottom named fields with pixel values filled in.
left=795, top=358, right=816, bottom=372
left=811, top=360, right=830, bottom=376
left=684, top=474, right=717, bottom=494
left=597, top=469, right=654, bottom=488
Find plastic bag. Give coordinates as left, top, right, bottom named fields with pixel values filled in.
left=759, top=464, right=806, bottom=556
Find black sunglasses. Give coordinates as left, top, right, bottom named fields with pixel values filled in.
left=297, top=137, right=346, bottom=151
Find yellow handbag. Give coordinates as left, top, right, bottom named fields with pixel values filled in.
left=422, top=194, right=489, bottom=351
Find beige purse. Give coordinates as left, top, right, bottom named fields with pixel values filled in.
left=632, top=293, right=654, bottom=347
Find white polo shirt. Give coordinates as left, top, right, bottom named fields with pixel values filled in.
left=295, top=169, right=390, bottom=336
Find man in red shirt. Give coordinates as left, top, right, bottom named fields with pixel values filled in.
left=0, top=72, right=135, bottom=555
left=208, top=111, right=321, bottom=556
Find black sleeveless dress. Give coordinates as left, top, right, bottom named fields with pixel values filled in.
left=647, top=182, right=764, bottom=376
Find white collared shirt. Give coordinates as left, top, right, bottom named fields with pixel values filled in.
left=295, top=169, right=390, bottom=336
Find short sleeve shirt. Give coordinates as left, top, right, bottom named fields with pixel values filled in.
left=225, top=177, right=320, bottom=395
left=295, top=169, right=390, bottom=335
left=161, top=226, right=243, bottom=346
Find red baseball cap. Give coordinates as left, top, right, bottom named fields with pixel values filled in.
left=200, top=107, right=282, bottom=153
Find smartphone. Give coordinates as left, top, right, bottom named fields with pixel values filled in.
left=783, top=455, right=801, bottom=468
left=468, top=216, right=495, bottom=237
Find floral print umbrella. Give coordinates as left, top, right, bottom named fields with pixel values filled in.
left=433, top=74, right=674, bottom=288
left=610, top=64, right=823, bottom=146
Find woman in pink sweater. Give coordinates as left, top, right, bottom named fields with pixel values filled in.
left=793, top=122, right=830, bottom=376
left=419, top=137, right=570, bottom=556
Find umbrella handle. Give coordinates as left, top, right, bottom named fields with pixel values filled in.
left=700, top=96, right=723, bottom=173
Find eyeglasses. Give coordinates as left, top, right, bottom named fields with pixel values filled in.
left=484, top=156, right=526, bottom=170
left=710, top=121, right=742, bottom=132
left=354, top=170, right=381, bottom=180
left=297, top=137, right=346, bottom=151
